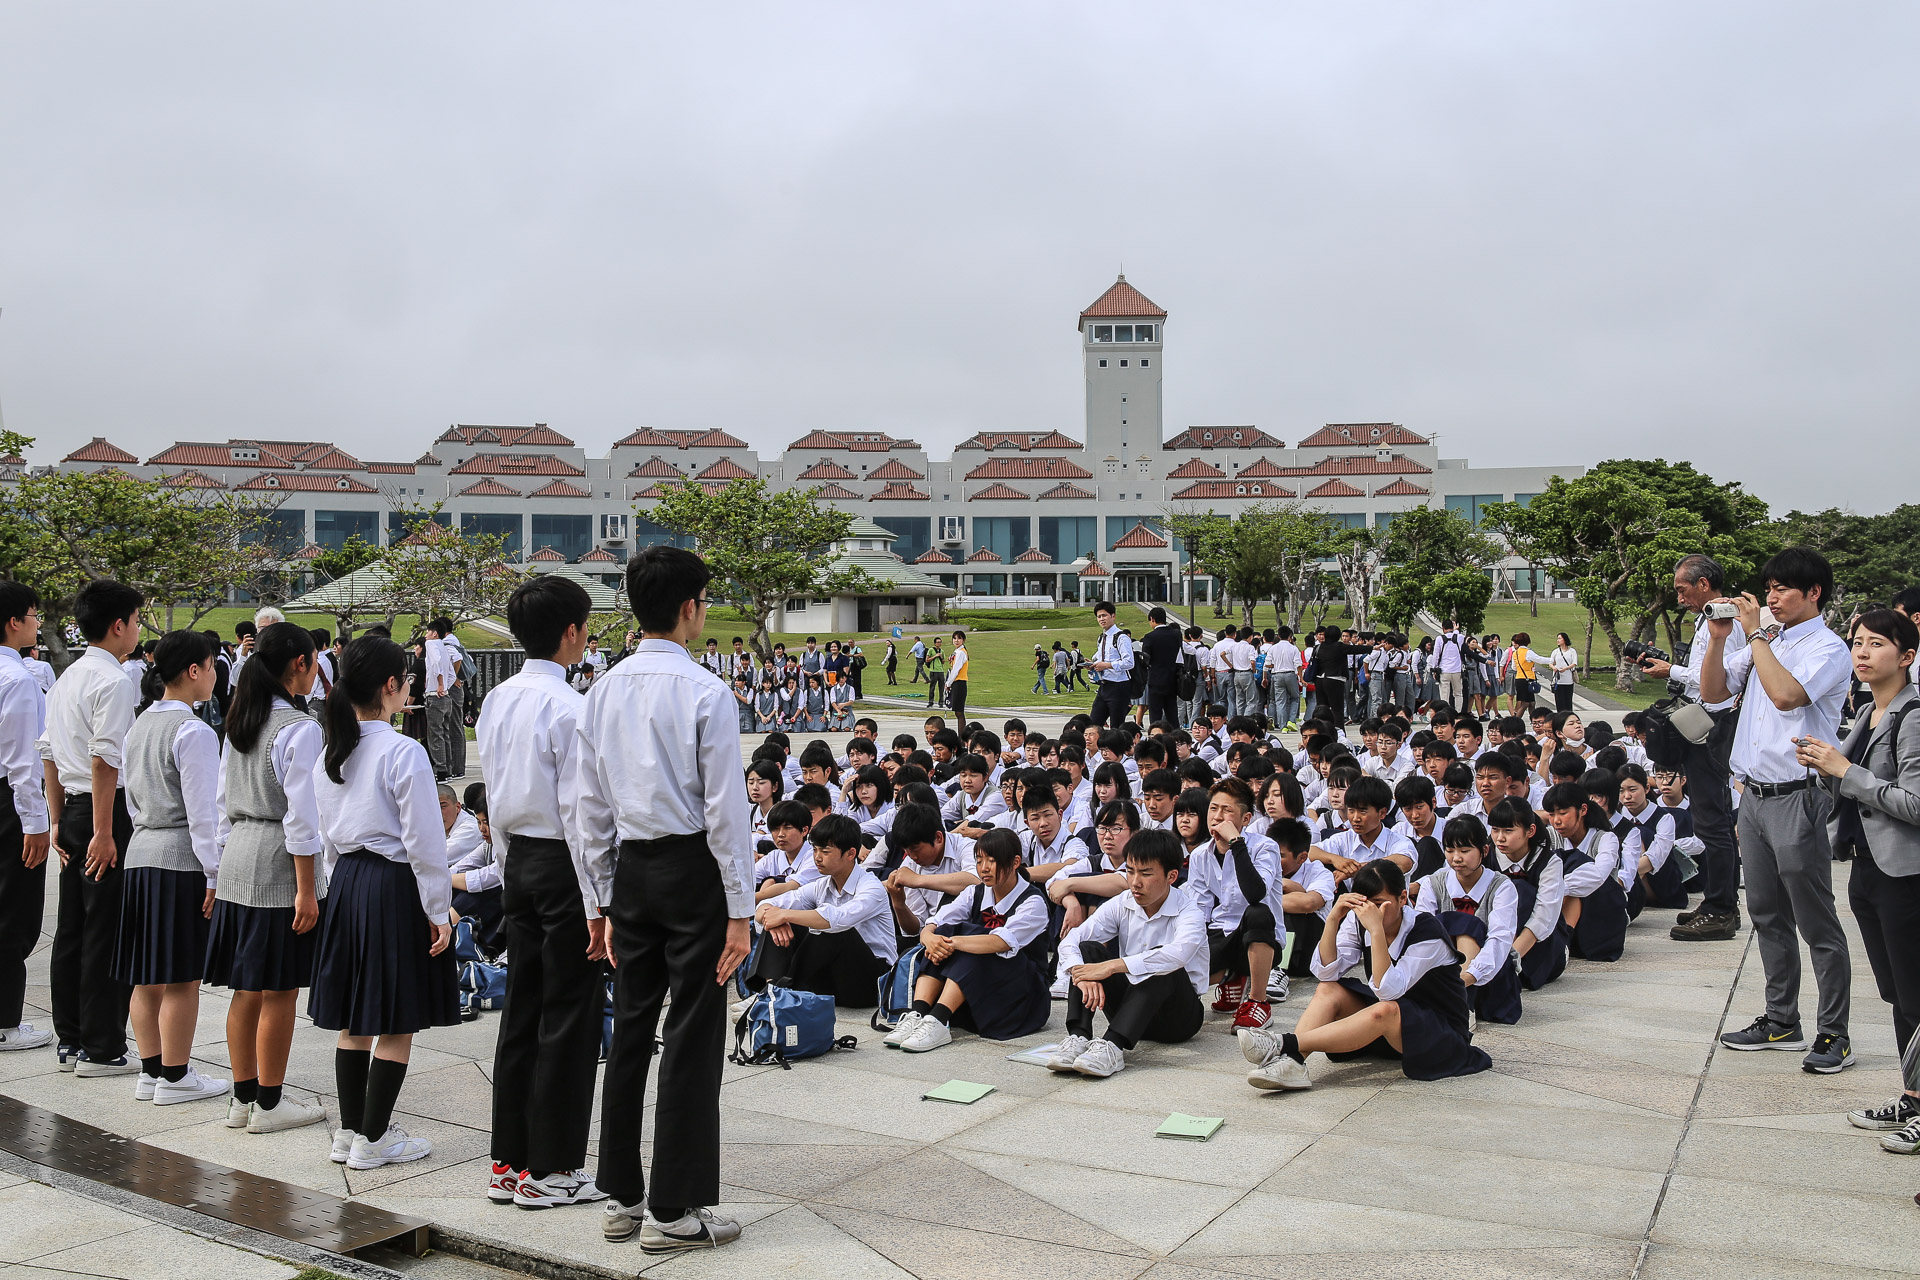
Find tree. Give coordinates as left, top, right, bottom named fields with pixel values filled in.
left=310, top=533, right=385, bottom=586
left=378, top=519, right=520, bottom=630
left=139, top=491, right=291, bottom=635
left=1777, top=504, right=1920, bottom=608
left=645, top=477, right=883, bottom=660
left=1166, top=509, right=1279, bottom=627
left=1328, top=525, right=1379, bottom=634
left=1371, top=505, right=1502, bottom=633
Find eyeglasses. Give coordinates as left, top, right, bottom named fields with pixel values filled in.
left=694, top=595, right=712, bottom=608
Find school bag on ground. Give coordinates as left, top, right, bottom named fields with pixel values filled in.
left=729, top=986, right=857, bottom=1068
left=458, top=958, right=506, bottom=1019
left=870, top=945, right=924, bottom=1032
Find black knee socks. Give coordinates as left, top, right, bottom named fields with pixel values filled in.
left=930, top=1005, right=952, bottom=1025
left=161, top=1062, right=187, bottom=1083
left=911, top=999, right=932, bottom=1016
left=360, top=1057, right=409, bottom=1140
left=334, top=1048, right=371, bottom=1133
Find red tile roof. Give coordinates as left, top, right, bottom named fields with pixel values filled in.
left=528, top=479, right=593, bottom=499
left=870, top=482, right=929, bottom=501
left=783, top=429, right=918, bottom=453
left=968, top=482, right=1030, bottom=501
left=1298, top=423, right=1430, bottom=448
left=439, top=423, right=577, bottom=448
left=1237, top=458, right=1289, bottom=478
left=1037, top=482, right=1097, bottom=500
left=415, top=452, right=444, bottom=466
left=62, top=439, right=139, bottom=464
left=448, top=453, right=586, bottom=477
left=365, top=462, right=417, bottom=474
left=1079, top=275, right=1167, bottom=320
left=1305, top=479, right=1365, bottom=498
left=629, top=457, right=685, bottom=478
left=612, top=427, right=749, bottom=450
left=868, top=459, right=925, bottom=481
left=528, top=546, right=568, bottom=561
left=1162, top=426, right=1284, bottom=450
left=580, top=547, right=619, bottom=563
left=236, top=472, right=380, bottom=493
left=797, top=459, right=857, bottom=481
left=1282, top=454, right=1431, bottom=477
left=292, top=543, right=324, bottom=561
left=457, top=478, right=521, bottom=497
left=696, top=458, right=755, bottom=481
left=290, top=445, right=364, bottom=470
left=146, top=442, right=291, bottom=469
left=814, top=482, right=862, bottom=501
left=1079, top=558, right=1111, bottom=577
left=955, top=431, right=1083, bottom=451
left=1111, top=523, right=1170, bottom=549
left=913, top=547, right=953, bottom=565
left=1170, top=480, right=1298, bottom=501
left=632, top=483, right=680, bottom=501
left=966, top=547, right=1003, bottom=563
left=1374, top=479, right=1432, bottom=496
left=1166, top=458, right=1226, bottom=479
left=160, top=470, right=225, bottom=489
left=1014, top=547, right=1052, bottom=563
left=964, top=457, right=1092, bottom=481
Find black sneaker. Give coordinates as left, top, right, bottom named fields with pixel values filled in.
left=1848, top=1094, right=1920, bottom=1131
left=1672, top=911, right=1739, bottom=942
left=1720, top=1014, right=1807, bottom=1052
left=1802, top=1032, right=1854, bottom=1074
left=1674, top=906, right=1700, bottom=926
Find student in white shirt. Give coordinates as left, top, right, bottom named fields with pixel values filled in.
left=0, top=582, right=51, bottom=1054
left=1272, top=819, right=1336, bottom=984
left=571, top=547, right=750, bottom=1252
left=421, top=623, right=459, bottom=781
left=1413, top=815, right=1523, bottom=1025
left=881, top=804, right=981, bottom=943
left=39, top=579, right=143, bottom=1075
left=1137, top=768, right=1180, bottom=831
left=1544, top=782, right=1627, bottom=963
left=748, top=815, right=895, bottom=1006
left=1486, top=797, right=1568, bottom=990
left=753, top=801, right=820, bottom=901
left=1310, top=776, right=1417, bottom=880
left=311, top=636, right=458, bottom=1173
left=439, top=785, right=502, bottom=951
left=115, top=630, right=229, bottom=1107
left=1617, top=764, right=1686, bottom=911
left=1186, top=778, right=1284, bottom=1029
left=1049, top=830, right=1208, bottom=1077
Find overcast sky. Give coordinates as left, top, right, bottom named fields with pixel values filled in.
left=3, top=3, right=1915, bottom=513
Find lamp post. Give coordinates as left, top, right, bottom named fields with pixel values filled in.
left=1182, top=534, right=1199, bottom=626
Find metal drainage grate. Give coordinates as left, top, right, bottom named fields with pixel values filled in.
left=0, top=1094, right=429, bottom=1257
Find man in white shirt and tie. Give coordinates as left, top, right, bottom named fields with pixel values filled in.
left=0, top=582, right=52, bottom=1052
left=573, top=547, right=751, bottom=1253
left=1087, top=601, right=1136, bottom=730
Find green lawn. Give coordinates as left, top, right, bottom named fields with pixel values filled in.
left=157, top=606, right=503, bottom=651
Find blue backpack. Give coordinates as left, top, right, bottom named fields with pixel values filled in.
left=728, top=986, right=856, bottom=1069
left=458, top=958, right=506, bottom=1018
left=870, top=945, right=924, bottom=1033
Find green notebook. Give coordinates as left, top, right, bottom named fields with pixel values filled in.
left=1155, top=1113, right=1224, bottom=1141
left=922, top=1079, right=996, bottom=1105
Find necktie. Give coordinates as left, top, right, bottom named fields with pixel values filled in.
left=1452, top=895, right=1479, bottom=914
left=981, top=907, right=1007, bottom=930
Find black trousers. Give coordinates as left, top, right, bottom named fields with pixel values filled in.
left=747, top=925, right=889, bottom=1008
left=600, top=834, right=729, bottom=1212
left=1688, top=711, right=1740, bottom=916
left=1090, top=681, right=1131, bottom=730
left=51, top=791, right=134, bottom=1060
left=1283, top=912, right=1324, bottom=978
left=1064, top=940, right=1203, bottom=1049
left=1145, top=686, right=1179, bottom=730
left=1317, top=678, right=1347, bottom=725
left=1849, top=850, right=1920, bottom=1076
left=1206, top=903, right=1278, bottom=979
left=490, top=838, right=603, bottom=1176
left=947, top=679, right=967, bottom=730
left=0, top=785, right=45, bottom=1028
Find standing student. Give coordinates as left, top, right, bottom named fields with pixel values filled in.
left=311, top=637, right=460, bottom=1171
left=115, top=630, right=228, bottom=1106
left=40, top=579, right=143, bottom=1075
left=1088, top=602, right=1136, bottom=730
left=207, top=622, right=327, bottom=1133
left=477, top=574, right=606, bottom=1209
left=0, top=582, right=52, bottom=1053
left=422, top=621, right=458, bottom=781
left=946, top=631, right=971, bottom=729
left=924, top=641, right=946, bottom=711
left=573, top=546, right=752, bottom=1253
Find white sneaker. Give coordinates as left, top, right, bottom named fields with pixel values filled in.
left=603, top=1197, right=643, bottom=1241
left=134, top=1072, right=161, bottom=1102
left=899, top=1016, right=952, bottom=1053
left=514, top=1168, right=609, bottom=1209
left=1237, top=1025, right=1280, bottom=1066
left=1048, top=972, right=1070, bottom=1000
left=224, top=1096, right=251, bottom=1128
left=1468, top=1007, right=1479, bottom=1036
left=347, top=1124, right=433, bottom=1170
left=248, top=1098, right=325, bottom=1134
left=330, top=1128, right=358, bottom=1164
left=1045, top=1034, right=1091, bottom=1072
left=1239, top=1028, right=1312, bottom=1090
left=639, top=1206, right=742, bottom=1253
left=153, top=1067, right=230, bottom=1106
left=1071, top=1040, right=1126, bottom=1078
left=1266, top=971, right=1290, bottom=1002
left=882, top=1011, right=926, bottom=1049
left=0, top=1023, right=53, bottom=1051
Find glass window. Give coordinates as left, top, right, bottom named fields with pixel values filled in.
left=1373, top=512, right=1396, bottom=531
left=460, top=512, right=523, bottom=558
left=965, top=574, right=1008, bottom=596
left=1444, top=494, right=1505, bottom=525
left=1332, top=512, right=1368, bottom=529
left=972, top=517, right=1031, bottom=563
left=633, top=516, right=696, bottom=550
left=530, top=513, right=592, bottom=562
left=262, top=509, right=306, bottom=556
left=387, top=510, right=449, bottom=543
left=313, top=509, right=379, bottom=551
left=1136, top=324, right=1154, bottom=342
left=1513, top=492, right=1541, bottom=507
left=1039, top=516, right=1098, bottom=564
left=1093, top=324, right=1113, bottom=342
left=1115, top=324, right=1133, bottom=342
left=874, top=516, right=930, bottom=562
left=1140, top=358, right=1150, bottom=367
left=1105, top=515, right=1164, bottom=549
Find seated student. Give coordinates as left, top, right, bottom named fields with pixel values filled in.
left=1592, top=744, right=1629, bottom=775
left=844, top=765, right=896, bottom=840
left=1273, top=818, right=1336, bottom=985
left=1132, top=735, right=1169, bottom=779
left=1577, top=766, right=1636, bottom=915
left=753, top=800, right=820, bottom=901
left=1000, top=718, right=1028, bottom=766
left=1048, top=830, right=1209, bottom=1077
left=1453, top=716, right=1485, bottom=764
left=792, top=781, right=836, bottom=831
left=763, top=731, right=800, bottom=787
left=1437, top=760, right=1475, bottom=818
left=1186, top=778, right=1284, bottom=1030
left=1485, top=798, right=1568, bottom=990
left=1651, top=767, right=1705, bottom=894
left=881, top=804, right=981, bottom=944
left=838, top=736, right=879, bottom=773
left=1545, top=749, right=1585, bottom=789
left=748, top=816, right=895, bottom=1007
left=1616, top=764, right=1687, bottom=911
left=1414, top=815, right=1522, bottom=1025
left=1309, top=763, right=1358, bottom=839
left=886, top=828, right=1052, bottom=1051
left=1017, top=787, right=1080, bottom=882
left=746, top=759, right=784, bottom=839
left=442, top=785, right=504, bottom=954
left=1365, top=719, right=1412, bottom=784
left=1391, top=775, right=1448, bottom=879
left=1138, top=769, right=1180, bottom=831
left=1048, top=800, right=1139, bottom=932
left=1454, top=752, right=1511, bottom=817
left=1058, top=745, right=1092, bottom=813
left=1251, top=772, right=1305, bottom=840
left=1309, top=776, right=1416, bottom=881
left=1240, top=860, right=1491, bottom=1091
left=1090, top=760, right=1133, bottom=815
left=1544, top=782, right=1627, bottom=962
left=1176, top=756, right=1217, bottom=792
left=1171, top=788, right=1210, bottom=863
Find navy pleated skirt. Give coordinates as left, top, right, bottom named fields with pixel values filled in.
left=925, top=942, right=1051, bottom=1041
left=112, top=867, right=209, bottom=987
left=1327, top=977, right=1492, bottom=1080
left=204, top=899, right=318, bottom=993
left=308, top=851, right=460, bottom=1037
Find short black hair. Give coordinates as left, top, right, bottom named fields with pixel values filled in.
left=889, top=802, right=943, bottom=853
left=152, top=628, right=216, bottom=683
left=1475, top=752, right=1520, bottom=780
left=1095, top=799, right=1141, bottom=830
left=1441, top=760, right=1475, bottom=791
left=793, top=783, right=833, bottom=812
left=809, top=814, right=863, bottom=854
left=1424, top=739, right=1458, bottom=762
left=1759, top=546, right=1835, bottom=609
left=73, top=579, right=144, bottom=642
left=1351, top=859, right=1406, bottom=899
left=975, top=826, right=1023, bottom=870
left=1393, top=774, right=1437, bottom=808
left=0, top=581, right=39, bottom=631
left=1344, top=775, right=1393, bottom=814
left=1021, top=786, right=1060, bottom=816
left=1141, top=767, right=1180, bottom=797
left=1126, top=828, right=1184, bottom=873
left=767, top=800, right=812, bottom=832
left=1267, top=817, right=1312, bottom=855
left=507, top=573, right=593, bottom=659
left=626, top=545, right=711, bottom=633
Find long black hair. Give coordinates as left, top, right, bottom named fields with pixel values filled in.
left=226, top=622, right=316, bottom=754
left=322, top=636, right=410, bottom=785
left=140, top=629, right=216, bottom=709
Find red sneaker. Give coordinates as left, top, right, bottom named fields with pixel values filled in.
left=1211, top=978, right=1246, bottom=1013
left=487, top=1161, right=521, bottom=1204
left=1232, top=999, right=1273, bottom=1030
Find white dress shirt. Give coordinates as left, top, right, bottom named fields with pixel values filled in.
left=474, top=657, right=594, bottom=906
left=570, top=638, right=756, bottom=919
left=897, top=833, right=977, bottom=925
left=446, top=809, right=498, bottom=892
left=754, top=843, right=822, bottom=888
left=1095, top=626, right=1135, bottom=683
left=37, top=645, right=138, bottom=795
left=1495, top=848, right=1565, bottom=942
left=1560, top=827, right=1622, bottom=899
left=771, top=865, right=897, bottom=963
left=932, top=879, right=1050, bottom=958
left=0, top=646, right=49, bottom=834
left=1415, top=866, right=1517, bottom=987
left=1058, top=884, right=1209, bottom=994
left=1619, top=802, right=1676, bottom=875
left=1722, top=617, right=1851, bottom=785
left=126, top=700, right=223, bottom=882
left=1317, top=825, right=1417, bottom=868
left=215, top=698, right=324, bottom=861
left=1312, top=908, right=1458, bottom=1002
left=1280, top=856, right=1338, bottom=921
left=312, top=719, right=452, bottom=923
left=1268, top=640, right=1302, bottom=680
left=423, top=637, right=456, bottom=696
left=1185, top=831, right=1282, bottom=933
left=23, top=656, right=55, bottom=694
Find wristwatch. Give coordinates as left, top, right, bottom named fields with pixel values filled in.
left=1751, top=623, right=1783, bottom=644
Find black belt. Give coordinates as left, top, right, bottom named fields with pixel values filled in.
left=1745, top=777, right=1813, bottom=798
left=618, top=832, right=709, bottom=856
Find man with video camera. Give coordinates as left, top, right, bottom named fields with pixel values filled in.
left=1638, top=555, right=1746, bottom=943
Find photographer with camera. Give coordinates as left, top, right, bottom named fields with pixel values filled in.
left=1636, top=556, right=1746, bottom=943
left=1699, top=548, right=1855, bottom=1072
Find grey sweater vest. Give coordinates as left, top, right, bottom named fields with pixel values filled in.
left=124, top=706, right=201, bottom=876
left=217, top=704, right=321, bottom=908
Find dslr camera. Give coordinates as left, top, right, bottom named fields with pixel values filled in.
left=1621, top=640, right=1670, bottom=668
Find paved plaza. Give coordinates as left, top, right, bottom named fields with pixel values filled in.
left=3, top=708, right=1916, bottom=1280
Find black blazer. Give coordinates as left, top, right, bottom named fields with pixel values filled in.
left=1140, top=624, right=1183, bottom=689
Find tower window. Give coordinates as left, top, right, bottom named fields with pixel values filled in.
left=1140, top=359, right=1150, bottom=367
left=1089, top=323, right=1155, bottom=343
left=1120, top=360, right=1128, bottom=367
left=1098, top=359, right=1107, bottom=368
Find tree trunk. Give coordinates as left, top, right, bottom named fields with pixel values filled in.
left=1240, top=597, right=1256, bottom=629
left=42, top=608, right=78, bottom=674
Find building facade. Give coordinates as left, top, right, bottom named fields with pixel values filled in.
left=51, top=277, right=1582, bottom=607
